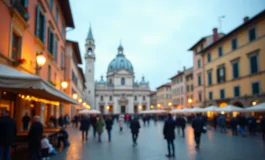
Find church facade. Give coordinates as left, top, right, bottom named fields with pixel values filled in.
left=84, top=27, right=151, bottom=114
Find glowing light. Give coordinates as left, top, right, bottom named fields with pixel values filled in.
left=168, top=102, right=172, bottom=106
left=36, top=53, right=46, bottom=67
left=21, top=95, right=25, bottom=99
left=72, top=93, right=78, bottom=99
left=82, top=102, right=86, bottom=107
left=18, top=94, right=21, bottom=97
left=19, top=95, right=59, bottom=105
left=106, top=106, right=110, bottom=110
left=78, top=99, right=82, bottom=103
left=138, top=105, right=142, bottom=109
left=157, top=104, right=161, bottom=108
left=87, top=105, right=91, bottom=109
left=221, top=111, right=225, bottom=114
left=150, top=105, right=154, bottom=109
left=26, top=95, right=30, bottom=99
left=3, top=91, right=6, bottom=95
left=188, top=98, right=193, bottom=103
left=252, top=101, right=257, bottom=106
left=61, top=81, right=68, bottom=89
left=219, top=102, right=228, bottom=108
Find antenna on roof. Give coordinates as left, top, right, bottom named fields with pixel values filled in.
left=218, top=15, right=225, bottom=33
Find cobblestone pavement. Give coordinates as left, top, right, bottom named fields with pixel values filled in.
left=51, top=121, right=265, bottom=160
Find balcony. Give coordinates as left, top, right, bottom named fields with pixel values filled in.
left=12, top=1, right=30, bottom=21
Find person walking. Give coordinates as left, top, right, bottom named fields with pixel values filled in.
left=0, top=110, right=16, bottom=160
left=118, top=115, right=124, bottom=132
left=96, top=116, right=105, bottom=142
left=192, top=114, right=204, bottom=149
left=247, top=116, right=257, bottom=136
left=22, top=112, right=30, bottom=131
left=58, top=115, right=64, bottom=128
left=163, top=114, right=175, bottom=158
left=179, top=115, right=186, bottom=137
left=28, top=116, right=43, bottom=160
left=175, top=115, right=181, bottom=135
left=105, top=116, right=113, bottom=142
left=64, top=114, right=70, bottom=128
left=260, top=116, right=265, bottom=141
left=130, top=116, right=141, bottom=147
left=230, top=117, right=238, bottom=136
left=90, top=115, right=97, bottom=138
left=237, top=114, right=246, bottom=137
left=74, top=114, right=79, bottom=128
left=213, top=115, right=218, bottom=130
left=80, top=115, right=90, bottom=140
left=218, top=115, right=226, bottom=133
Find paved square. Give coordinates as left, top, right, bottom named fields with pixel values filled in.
left=51, top=121, right=265, bottom=160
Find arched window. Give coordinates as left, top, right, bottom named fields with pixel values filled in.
left=121, top=77, right=125, bottom=85
left=109, top=79, right=113, bottom=85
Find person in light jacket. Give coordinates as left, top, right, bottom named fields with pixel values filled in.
left=119, top=115, right=124, bottom=132
left=41, top=135, right=57, bottom=158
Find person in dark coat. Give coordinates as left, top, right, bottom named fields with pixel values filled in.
left=0, top=110, right=16, bottom=160
left=28, top=116, right=43, bottom=160
left=130, top=116, right=141, bottom=147
left=179, top=115, right=186, bottom=137
left=64, top=114, right=70, bottom=128
left=49, top=116, right=57, bottom=128
left=213, top=115, right=218, bottom=130
left=260, top=116, right=265, bottom=141
left=192, top=114, right=204, bottom=149
left=22, top=112, right=30, bottom=131
left=57, top=128, right=70, bottom=148
left=74, top=115, right=79, bottom=128
left=105, top=115, right=113, bottom=142
left=80, top=115, right=90, bottom=140
left=237, top=114, right=246, bottom=136
left=175, top=115, right=181, bottom=135
left=90, top=115, right=97, bottom=138
left=230, top=117, right=238, bottom=136
left=58, top=115, right=64, bottom=128
left=247, top=116, right=257, bottom=136
left=163, top=114, right=176, bottom=158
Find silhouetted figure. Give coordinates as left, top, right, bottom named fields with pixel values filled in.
left=90, top=115, right=97, bottom=138
left=22, top=113, right=30, bottom=131
left=130, top=116, right=141, bottom=147
left=192, top=114, right=204, bottom=149
left=105, top=116, right=113, bottom=142
left=163, top=114, right=176, bottom=158
left=57, top=128, right=70, bottom=148
left=29, top=116, right=43, bottom=160
left=58, top=115, right=64, bottom=128
left=179, top=115, right=186, bottom=137
left=261, top=116, right=265, bottom=141
left=80, top=115, right=90, bottom=140
left=230, top=117, right=238, bottom=136
left=247, top=116, right=257, bottom=136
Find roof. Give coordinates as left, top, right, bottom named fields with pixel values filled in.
left=77, top=67, right=86, bottom=83
left=157, top=83, right=171, bottom=89
left=58, top=0, right=75, bottom=28
left=199, top=9, right=265, bottom=54
left=188, top=37, right=206, bottom=51
left=150, top=91, right=156, bottom=96
left=66, top=40, right=82, bottom=64
left=87, top=26, right=94, bottom=40
left=170, top=71, right=184, bottom=80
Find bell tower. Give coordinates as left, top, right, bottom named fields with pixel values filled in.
left=85, top=25, right=95, bottom=109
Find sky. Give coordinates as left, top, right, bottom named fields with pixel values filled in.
left=67, top=0, right=265, bottom=91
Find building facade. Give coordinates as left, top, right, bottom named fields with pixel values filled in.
left=150, top=91, right=157, bottom=109
left=201, top=11, right=265, bottom=108
left=0, top=0, right=77, bottom=130
left=185, top=67, right=194, bottom=108
left=156, top=83, right=171, bottom=110
left=170, top=70, right=185, bottom=109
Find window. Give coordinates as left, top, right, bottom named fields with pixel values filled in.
left=200, top=43, right=204, bottom=51
left=198, top=74, right=201, bottom=86
left=191, top=84, right=194, bottom=91
left=197, top=59, right=201, bottom=68
left=187, top=85, right=190, bottom=92
left=143, top=96, right=146, bottom=101
left=232, top=38, right=237, bottom=50
left=109, top=79, right=113, bottom=85
left=35, top=5, right=46, bottom=44
left=109, top=96, right=112, bottom=101
left=50, top=0, right=53, bottom=10
left=60, top=52, right=64, bottom=69
left=194, top=48, right=197, bottom=54
left=252, top=82, right=260, bottom=95
left=100, top=96, right=104, bottom=101
left=234, top=86, right=240, bottom=97
left=134, top=96, right=137, bottom=101
left=217, top=65, right=226, bottom=83
left=72, top=71, right=78, bottom=86
left=218, top=46, right=223, bottom=57
left=232, top=61, right=239, bottom=79
left=248, top=28, right=256, bottom=42
left=54, top=38, right=58, bottom=63
left=11, top=33, right=21, bottom=60
left=208, top=70, right=212, bottom=85
left=198, top=92, right=202, bottom=102
left=207, top=53, right=211, bottom=62
left=180, top=87, right=183, bottom=93
left=181, top=97, right=183, bottom=104
left=249, top=53, right=259, bottom=74
left=48, top=27, right=54, bottom=54
left=56, top=6, right=59, bottom=23
left=121, top=77, right=125, bottom=85
left=48, top=65, right=51, bottom=81
left=209, top=91, right=213, bottom=100
left=220, top=89, right=225, bottom=99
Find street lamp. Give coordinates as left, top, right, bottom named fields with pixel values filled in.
left=157, top=104, right=161, bottom=108
left=252, top=101, right=257, bottom=106
left=61, top=81, right=68, bottom=89
left=36, top=52, right=46, bottom=75
left=106, top=106, right=110, bottom=110
left=72, top=93, right=78, bottom=99
left=168, top=102, right=172, bottom=107
left=78, top=99, right=82, bottom=103
left=188, top=98, right=193, bottom=104
left=138, top=105, right=142, bottom=110
left=150, top=105, right=154, bottom=109
left=86, top=105, right=91, bottom=109
left=82, top=102, right=86, bottom=107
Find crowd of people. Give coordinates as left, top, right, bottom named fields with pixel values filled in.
left=1, top=109, right=265, bottom=159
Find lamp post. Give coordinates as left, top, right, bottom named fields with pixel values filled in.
left=36, top=52, right=46, bottom=75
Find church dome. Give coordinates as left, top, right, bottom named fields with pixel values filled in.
left=107, top=44, right=134, bottom=73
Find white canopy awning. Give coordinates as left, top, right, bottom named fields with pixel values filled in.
left=246, top=102, right=265, bottom=112
left=187, top=107, right=205, bottom=113
left=215, top=105, right=244, bottom=112
left=139, top=110, right=167, bottom=114
left=202, top=105, right=218, bottom=112
left=79, top=109, right=101, bottom=114
left=0, top=64, right=78, bottom=104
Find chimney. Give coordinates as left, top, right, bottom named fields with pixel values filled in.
left=244, top=16, right=249, bottom=23
left=213, top=28, right=218, bottom=41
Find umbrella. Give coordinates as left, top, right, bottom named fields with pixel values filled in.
left=187, top=107, right=205, bottom=113
left=215, top=105, right=244, bottom=112
left=139, top=110, right=167, bottom=114
left=245, top=102, right=265, bottom=112
left=79, top=109, right=101, bottom=114
left=202, top=105, right=218, bottom=112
